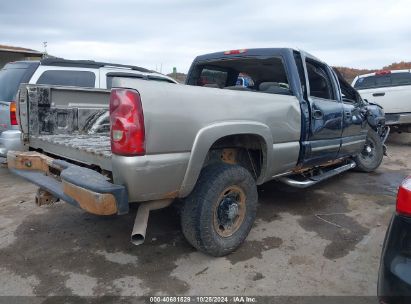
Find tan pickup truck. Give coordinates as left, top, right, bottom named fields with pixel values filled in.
left=9, top=48, right=388, bottom=256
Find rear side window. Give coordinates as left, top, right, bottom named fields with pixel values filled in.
left=0, top=67, right=29, bottom=101
left=354, top=72, right=411, bottom=89
left=391, top=73, right=411, bottom=86
left=37, top=70, right=96, bottom=87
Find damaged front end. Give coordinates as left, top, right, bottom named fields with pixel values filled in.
left=364, top=102, right=390, bottom=155
left=333, top=68, right=390, bottom=154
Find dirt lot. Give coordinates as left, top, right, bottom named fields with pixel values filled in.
left=0, top=133, right=409, bottom=298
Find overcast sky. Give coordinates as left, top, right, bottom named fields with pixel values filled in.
left=1, top=0, right=410, bottom=73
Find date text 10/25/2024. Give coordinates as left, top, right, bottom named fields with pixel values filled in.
left=150, top=296, right=257, bottom=303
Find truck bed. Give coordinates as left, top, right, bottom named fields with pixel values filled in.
left=29, top=134, right=112, bottom=171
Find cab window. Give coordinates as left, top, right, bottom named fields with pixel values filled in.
left=306, top=60, right=335, bottom=100
left=354, top=72, right=411, bottom=89
left=188, top=57, right=291, bottom=95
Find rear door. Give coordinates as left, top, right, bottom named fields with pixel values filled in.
left=354, top=70, right=411, bottom=114
left=302, top=57, right=343, bottom=165
left=0, top=62, right=38, bottom=132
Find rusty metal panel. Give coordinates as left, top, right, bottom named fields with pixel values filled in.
left=63, top=181, right=117, bottom=215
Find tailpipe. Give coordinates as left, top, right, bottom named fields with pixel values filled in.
left=131, top=199, right=173, bottom=245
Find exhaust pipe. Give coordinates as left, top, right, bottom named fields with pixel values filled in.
left=131, top=199, right=173, bottom=245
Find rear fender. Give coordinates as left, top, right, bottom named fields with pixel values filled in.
left=179, top=121, right=272, bottom=197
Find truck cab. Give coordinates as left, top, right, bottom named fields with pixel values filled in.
left=186, top=48, right=387, bottom=171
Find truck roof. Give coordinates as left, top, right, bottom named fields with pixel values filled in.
left=4, top=58, right=177, bottom=83
left=40, top=58, right=152, bottom=73
left=356, top=69, right=411, bottom=79
left=4, top=58, right=153, bottom=73
left=194, top=48, right=320, bottom=63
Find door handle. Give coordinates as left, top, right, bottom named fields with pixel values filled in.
left=345, top=111, right=352, bottom=119
left=313, top=110, right=323, bottom=120
left=372, top=92, right=385, bottom=97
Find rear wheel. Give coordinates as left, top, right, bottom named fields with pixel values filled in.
left=180, top=163, right=258, bottom=256
left=354, top=130, right=384, bottom=172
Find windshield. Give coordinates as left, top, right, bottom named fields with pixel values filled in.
left=0, top=66, right=29, bottom=102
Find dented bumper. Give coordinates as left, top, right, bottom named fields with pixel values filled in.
left=7, top=151, right=129, bottom=215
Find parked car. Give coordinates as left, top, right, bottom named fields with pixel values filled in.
left=352, top=69, right=411, bottom=132
left=0, top=58, right=176, bottom=160
left=378, top=176, right=411, bottom=304
left=8, top=48, right=389, bottom=256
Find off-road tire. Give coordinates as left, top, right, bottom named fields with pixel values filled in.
left=354, top=129, right=384, bottom=172
left=180, top=163, right=258, bottom=256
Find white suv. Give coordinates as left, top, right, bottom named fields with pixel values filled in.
left=0, top=58, right=177, bottom=159
left=352, top=69, right=411, bottom=132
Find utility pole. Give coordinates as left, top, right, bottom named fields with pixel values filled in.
left=173, top=67, right=177, bottom=80
left=43, top=41, right=48, bottom=55
left=43, top=41, right=48, bottom=58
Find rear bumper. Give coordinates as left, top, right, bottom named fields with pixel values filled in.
left=0, top=130, right=25, bottom=157
left=7, top=151, right=129, bottom=215
left=385, top=113, right=411, bottom=126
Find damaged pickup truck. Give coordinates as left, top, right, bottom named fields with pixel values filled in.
left=8, top=48, right=389, bottom=256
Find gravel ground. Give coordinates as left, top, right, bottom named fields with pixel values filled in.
left=0, top=133, right=409, bottom=299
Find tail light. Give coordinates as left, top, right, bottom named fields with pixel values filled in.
left=10, top=101, right=18, bottom=125
left=109, top=89, right=145, bottom=156
left=397, top=176, right=411, bottom=217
